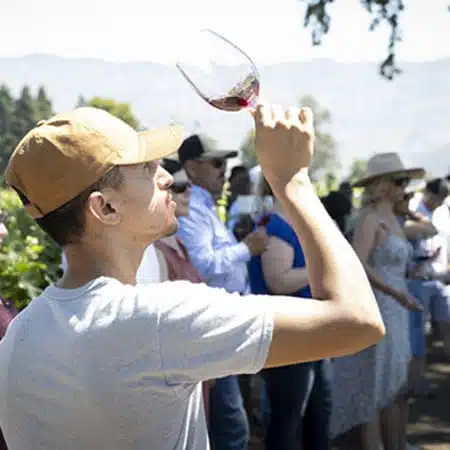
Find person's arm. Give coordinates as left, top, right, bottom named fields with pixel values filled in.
left=352, top=212, right=421, bottom=311
left=252, top=104, right=385, bottom=367
left=177, top=207, right=268, bottom=283
left=403, top=218, right=438, bottom=240
left=145, top=104, right=385, bottom=383
left=261, top=236, right=309, bottom=295
left=353, top=212, right=402, bottom=297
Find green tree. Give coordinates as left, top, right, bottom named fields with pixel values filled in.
left=76, top=94, right=87, bottom=107
left=239, top=96, right=338, bottom=177
left=35, top=85, right=54, bottom=121
left=0, top=189, right=61, bottom=310
left=301, top=0, right=449, bottom=80
left=86, top=97, right=140, bottom=129
left=347, top=158, right=367, bottom=185
left=300, top=95, right=339, bottom=181
left=12, top=85, right=37, bottom=141
left=0, top=85, right=16, bottom=175
left=325, top=171, right=338, bottom=191
left=240, top=129, right=257, bottom=168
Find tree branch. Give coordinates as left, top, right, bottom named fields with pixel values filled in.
left=301, top=0, right=408, bottom=80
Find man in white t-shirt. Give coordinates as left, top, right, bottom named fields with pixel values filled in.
left=0, top=105, right=384, bottom=450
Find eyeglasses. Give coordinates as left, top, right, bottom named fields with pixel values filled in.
left=170, top=182, right=191, bottom=194
left=212, top=159, right=226, bottom=169
left=393, top=177, right=409, bottom=187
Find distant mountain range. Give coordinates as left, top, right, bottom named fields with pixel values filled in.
left=1, top=54, right=449, bottom=178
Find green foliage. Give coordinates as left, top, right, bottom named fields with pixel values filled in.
left=11, top=86, right=36, bottom=140
left=0, top=85, right=15, bottom=178
left=300, top=95, right=339, bottom=181
left=240, top=95, right=338, bottom=179
left=76, top=94, right=87, bottom=107
left=0, top=84, right=55, bottom=176
left=86, top=97, right=140, bottom=130
left=240, top=129, right=257, bottom=168
left=302, top=0, right=404, bottom=79
left=217, top=181, right=231, bottom=224
left=35, top=86, right=54, bottom=121
left=0, top=189, right=61, bottom=310
left=347, top=158, right=368, bottom=185
left=301, top=0, right=449, bottom=80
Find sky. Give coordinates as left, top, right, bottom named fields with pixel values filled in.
left=1, top=0, right=449, bottom=64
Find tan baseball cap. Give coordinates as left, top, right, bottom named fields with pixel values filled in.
left=5, top=107, right=184, bottom=218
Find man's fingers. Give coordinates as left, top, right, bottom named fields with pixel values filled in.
left=254, top=102, right=273, bottom=127
left=299, top=107, right=314, bottom=130
left=286, top=107, right=301, bottom=125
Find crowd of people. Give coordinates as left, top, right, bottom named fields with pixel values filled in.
left=0, top=104, right=448, bottom=450
left=134, top=139, right=450, bottom=450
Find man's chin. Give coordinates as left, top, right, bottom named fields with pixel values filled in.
left=164, top=219, right=178, bottom=238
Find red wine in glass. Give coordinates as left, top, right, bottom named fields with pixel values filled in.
left=176, top=29, right=260, bottom=113
left=207, top=75, right=260, bottom=112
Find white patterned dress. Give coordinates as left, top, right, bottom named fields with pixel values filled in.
left=330, top=232, right=411, bottom=438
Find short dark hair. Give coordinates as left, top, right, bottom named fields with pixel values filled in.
left=229, top=165, right=248, bottom=182
left=36, top=166, right=124, bottom=247
left=426, top=178, right=449, bottom=199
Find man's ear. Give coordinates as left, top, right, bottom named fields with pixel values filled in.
left=86, top=190, right=121, bottom=226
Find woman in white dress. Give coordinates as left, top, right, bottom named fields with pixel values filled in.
left=332, top=153, right=424, bottom=450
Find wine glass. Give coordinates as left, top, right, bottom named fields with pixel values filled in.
left=176, top=29, right=260, bottom=112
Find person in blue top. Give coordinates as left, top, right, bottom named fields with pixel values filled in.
left=248, top=176, right=332, bottom=450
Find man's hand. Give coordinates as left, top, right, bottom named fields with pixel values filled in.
left=243, top=227, right=269, bottom=256
left=254, top=104, right=314, bottom=189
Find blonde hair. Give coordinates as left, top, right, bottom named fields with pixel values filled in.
left=349, top=176, right=393, bottom=237
left=360, top=176, right=391, bottom=208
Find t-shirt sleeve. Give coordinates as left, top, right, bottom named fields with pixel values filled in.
left=139, top=281, right=273, bottom=384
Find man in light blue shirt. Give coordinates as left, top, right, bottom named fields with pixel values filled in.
left=177, top=134, right=269, bottom=450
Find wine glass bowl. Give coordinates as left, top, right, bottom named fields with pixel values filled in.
left=176, top=29, right=260, bottom=112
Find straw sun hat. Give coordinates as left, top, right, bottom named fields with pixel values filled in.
left=352, top=152, right=425, bottom=188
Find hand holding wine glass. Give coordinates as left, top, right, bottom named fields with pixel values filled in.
left=176, top=29, right=315, bottom=185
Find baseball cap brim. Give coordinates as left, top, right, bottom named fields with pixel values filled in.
left=121, top=124, right=185, bottom=165
left=194, top=150, right=238, bottom=161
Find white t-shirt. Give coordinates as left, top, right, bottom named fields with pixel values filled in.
left=61, top=251, right=67, bottom=272
left=136, top=244, right=161, bottom=283
left=62, top=245, right=161, bottom=284
left=0, top=278, right=273, bottom=450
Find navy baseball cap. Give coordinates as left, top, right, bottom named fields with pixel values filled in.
left=178, top=134, right=237, bottom=165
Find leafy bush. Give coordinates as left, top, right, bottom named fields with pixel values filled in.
left=0, top=189, right=62, bottom=310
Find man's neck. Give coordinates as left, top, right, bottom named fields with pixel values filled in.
left=192, top=184, right=220, bottom=203
left=59, top=239, right=148, bottom=289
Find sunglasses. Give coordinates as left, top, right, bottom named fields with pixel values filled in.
left=211, top=159, right=226, bottom=169
left=393, top=177, right=409, bottom=187
left=170, top=182, right=191, bottom=194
